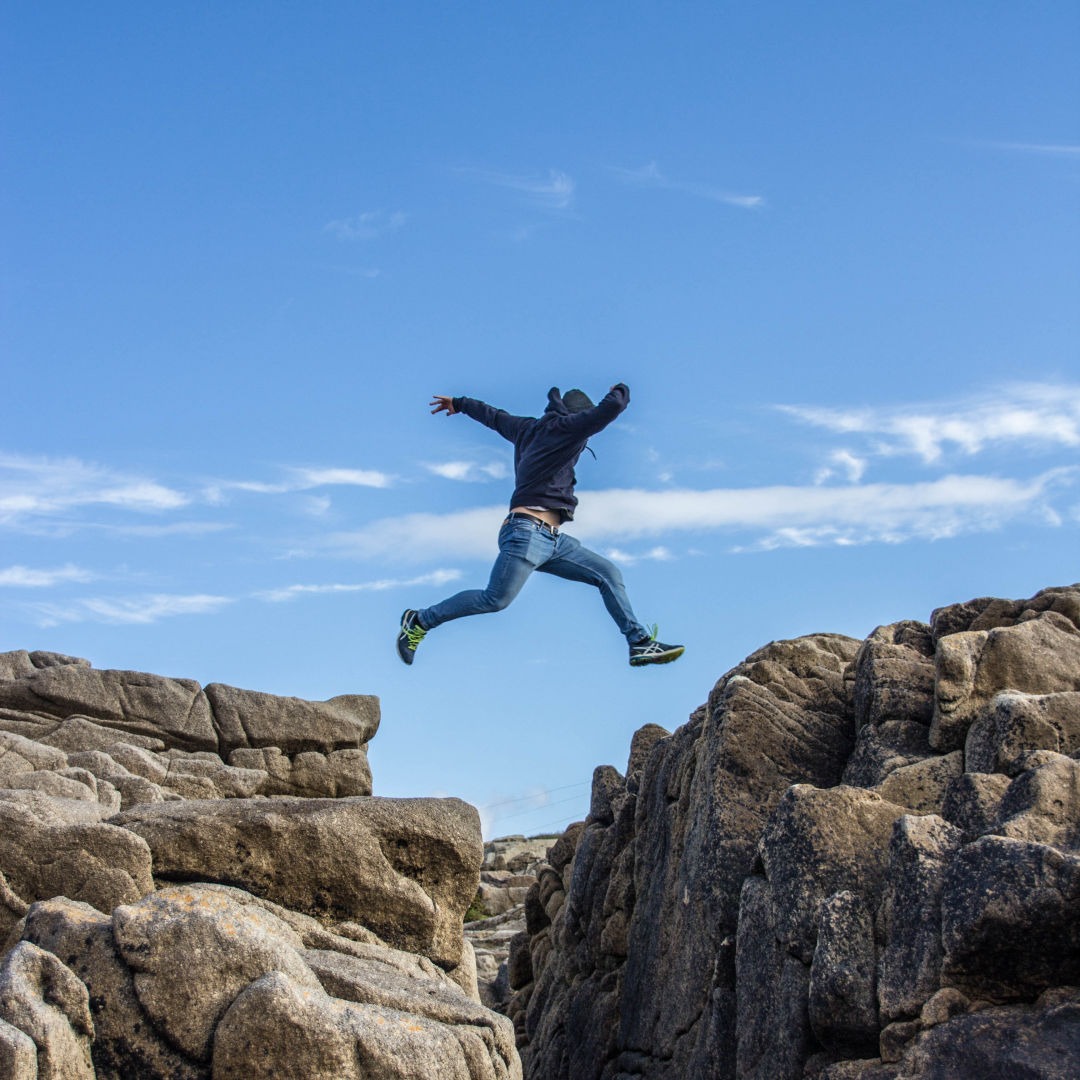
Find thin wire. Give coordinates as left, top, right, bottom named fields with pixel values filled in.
left=489, top=791, right=589, bottom=824
left=479, top=780, right=589, bottom=812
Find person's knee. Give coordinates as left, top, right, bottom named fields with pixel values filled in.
left=479, top=590, right=513, bottom=613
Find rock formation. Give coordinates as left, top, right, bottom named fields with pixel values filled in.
left=3, top=584, right=1079, bottom=1078
left=466, top=837, right=557, bottom=1009
left=507, top=585, right=1080, bottom=1079
left=0, top=653, right=520, bottom=1079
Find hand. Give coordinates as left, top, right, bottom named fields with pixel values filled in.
left=430, top=395, right=457, bottom=416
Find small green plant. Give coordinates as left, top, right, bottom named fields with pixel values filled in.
left=464, top=891, right=487, bottom=923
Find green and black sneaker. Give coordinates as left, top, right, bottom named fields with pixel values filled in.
left=629, top=626, right=684, bottom=667
left=396, top=610, right=427, bottom=665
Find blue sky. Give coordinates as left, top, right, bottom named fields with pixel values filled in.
left=2, top=3, right=1077, bottom=838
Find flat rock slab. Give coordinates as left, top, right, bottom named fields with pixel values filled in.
left=0, top=665, right=217, bottom=751
left=206, top=682, right=379, bottom=755
left=114, top=795, right=483, bottom=969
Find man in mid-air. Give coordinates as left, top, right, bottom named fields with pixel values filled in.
left=396, top=383, right=684, bottom=668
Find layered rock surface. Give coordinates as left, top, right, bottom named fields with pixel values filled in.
left=508, top=585, right=1080, bottom=1079
left=0, top=654, right=519, bottom=1080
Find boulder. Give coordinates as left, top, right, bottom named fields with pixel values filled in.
left=941, top=836, right=1080, bottom=1000
left=0, top=798, right=154, bottom=935
left=15, top=896, right=200, bottom=1079
left=0, top=665, right=217, bottom=752
left=966, top=690, right=1080, bottom=775
left=931, top=613, right=1080, bottom=752
left=114, top=795, right=482, bottom=969
left=204, top=682, right=379, bottom=756
left=0, top=940, right=94, bottom=1079
left=851, top=622, right=935, bottom=729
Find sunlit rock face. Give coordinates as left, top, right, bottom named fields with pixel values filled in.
left=508, top=584, right=1080, bottom=1080
left=0, top=654, right=520, bottom=1080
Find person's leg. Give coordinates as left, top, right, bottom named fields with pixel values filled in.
left=417, top=517, right=551, bottom=629
left=537, top=533, right=649, bottom=642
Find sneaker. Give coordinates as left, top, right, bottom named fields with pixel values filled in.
left=397, top=610, right=427, bottom=665
left=629, top=626, right=685, bottom=667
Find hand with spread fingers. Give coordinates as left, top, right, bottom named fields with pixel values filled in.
left=430, top=395, right=457, bottom=416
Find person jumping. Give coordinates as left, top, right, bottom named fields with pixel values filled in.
left=396, top=383, right=684, bottom=668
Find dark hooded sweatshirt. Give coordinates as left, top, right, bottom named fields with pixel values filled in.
left=450, top=383, right=630, bottom=522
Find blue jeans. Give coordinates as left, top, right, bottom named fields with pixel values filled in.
left=418, top=516, right=649, bottom=643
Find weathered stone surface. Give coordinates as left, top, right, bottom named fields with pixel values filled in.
left=0, top=798, right=154, bottom=935
left=894, top=987, right=1080, bottom=1079
left=852, top=622, right=935, bottom=729
left=0, top=940, right=94, bottom=1079
left=757, top=784, right=908, bottom=964
left=930, top=584, right=1080, bottom=639
left=16, top=896, right=199, bottom=1080
left=114, top=886, right=320, bottom=1062
left=114, top=795, right=481, bottom=969
left=0, top=1014, right=36, bottom=1080
left=993, top=753, right=1080, bottom=849
left=941, top=836, right=1080, bottom=1000
left=512, top=585, right=1080, bottom=1080
left=0, top=664, right=218, bottom=751
left=842, top=720, right=933, bottom=788
left=735, top=875, right=813, bottom=1080
left=873, top=750, right=962, bottom=813
left=15, top=885, right=520, bottom=1080
left=213, top=968, right=521, bottom=1080
left=878, top=814, right=964, bottom=1023
left=940, top=771, right=1011, bottom=842
left=808, top=890, right=878, bottom=1052
left=931, top=612, right=1080, bottom=752
left=204, top=682, right=379, bottom=756
left=966, top=690, right=1080, bottom=775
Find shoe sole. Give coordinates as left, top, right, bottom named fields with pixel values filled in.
left=630, top=646, right=685, bottom=667
left=397, top=611, right=417, bottom=665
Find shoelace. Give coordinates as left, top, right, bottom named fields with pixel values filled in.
left=405, top=622, right=427, bottom=650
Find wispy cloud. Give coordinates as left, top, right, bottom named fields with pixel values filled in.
left=979, top=141, right=1080, bottom=158
left=0, top=453, right=189, bottom=527
left=256, top=568, right=462, bottom=603
left=604, top=546, right=674, bottom=566
left=323, top=210, right=407, bottom=241
left=814, top=449, right=867, bottom=485
left=612, top=161, right=764, bottom=209
left=780, top=382, right=1080, bottom=465
left=459, top=167, right=575, bottom=211
left=324, top=469, right=1071, bottom=561
left=0, top=563, right=96, bottom=588
left=424, top=460, right=510, bottom=482
left=206, top=465, right=393, bottom=501
left=30, top=593, right=233, bottom=628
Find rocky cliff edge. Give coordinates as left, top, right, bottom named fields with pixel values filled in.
left=507, top=584, right=1080, bottom=1080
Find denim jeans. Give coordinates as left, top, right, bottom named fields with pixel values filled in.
left=418, top=516, right=649, bottom=643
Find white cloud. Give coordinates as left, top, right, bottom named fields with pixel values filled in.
left=460, top=167, right=575, bottom=211
left=31, top=593, right=232, bottom=627
left=0, top=563, right=95, bottom=588
left=781, top=382, right=1080, bottom=464
left=207, top=465, right=393, bottom=500
left=256, top=568, right=462, bottom=603
left=323, top=210, right=407, bottom=241
left=612, top=161, right=765, bottom=209
left=0, top=453, right=189, bottom=526
left=424, top=460, right=510, bottom=482
left=605, top=546, right=674, bottom=566
left=324, top=469, right=1071, bottom=561
left=814, top=449, right=867, bottom=485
